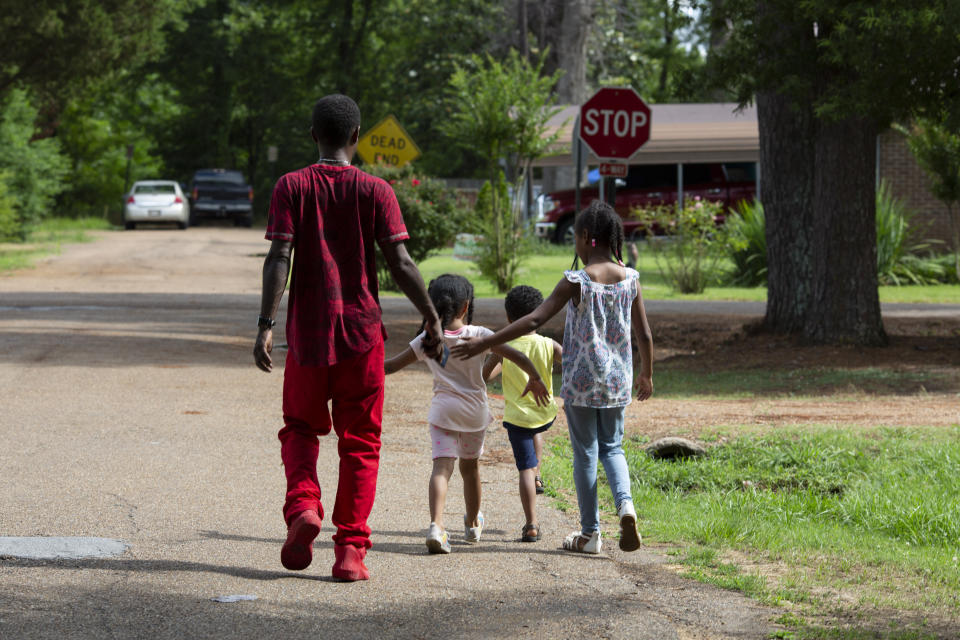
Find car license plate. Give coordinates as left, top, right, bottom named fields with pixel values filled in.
left=149, top=210, right=161, bottom=216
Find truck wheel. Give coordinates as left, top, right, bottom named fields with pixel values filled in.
left=177, top=220, right=188, bottom=230
left=556, top=217, right=576, bottom=245
left=125, top=222, right=135, bottom=230
left=235, top=214, right=253, bottom=228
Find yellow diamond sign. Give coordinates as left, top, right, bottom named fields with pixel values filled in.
left=356, top=115, right=421, bottom=167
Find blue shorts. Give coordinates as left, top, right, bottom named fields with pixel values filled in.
left=503, top=419, right=555, bottom=471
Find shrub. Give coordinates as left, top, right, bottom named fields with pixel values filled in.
left=875, top=180, right=939, bottom=285
left=0, top=171, right=20, bottom=242
left=634, top=198, right=731, bottom=294
left=723, top=199, right=766, bottom=286
left=899, top=119, right=960, bottom=282
left=473, top=172, right=533, bottom=292
left=363, top=164, right=468, bottom=289
left=443, top=50, right=561, bottom=293
left=0, top=90, right=69, bottom=240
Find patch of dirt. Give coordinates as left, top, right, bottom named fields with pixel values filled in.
left=651, top=314, right=960, bottom=370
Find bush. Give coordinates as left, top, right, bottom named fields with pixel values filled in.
left=0, top=171, right=19, bottom=242
left=363, top=164, right=468, bottom=289
left=634, top=198, right=731, bottom=293
left=723, top=199, right=766, bottom=286
left=0, top=90, right=69, bottom=241
left=875, top=180, right=942, bottom=285
left=473, top=172, right=533, bottom=292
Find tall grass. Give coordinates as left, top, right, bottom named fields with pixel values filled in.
left=723, top=199, right=767, bottom=286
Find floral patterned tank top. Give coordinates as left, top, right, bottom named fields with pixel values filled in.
left=560, top=267, right=639, bottom=408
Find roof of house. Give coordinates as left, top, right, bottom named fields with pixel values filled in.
left=534, top=102, right=759, bottom=167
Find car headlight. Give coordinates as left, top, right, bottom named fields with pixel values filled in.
left=537, top=195, right=556, bottom=220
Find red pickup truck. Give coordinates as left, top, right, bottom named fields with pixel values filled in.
left=534, top=162, right=757, bottom=243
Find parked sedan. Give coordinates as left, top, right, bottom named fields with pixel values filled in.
left=124, top=181, right=190, bottom=230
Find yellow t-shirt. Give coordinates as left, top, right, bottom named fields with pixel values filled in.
left=502, top=333, right=558, bottom=428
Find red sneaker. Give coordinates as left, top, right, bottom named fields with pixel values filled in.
left=332, top=544, right=370, bottom=581
left=280, top=510, right=321, bottom=571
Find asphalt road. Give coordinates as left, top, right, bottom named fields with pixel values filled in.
left=0, top=227, right=823, bottom=639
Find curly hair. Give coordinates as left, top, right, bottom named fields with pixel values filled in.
left=572, top=199, right=625, bottom=269
left=311, top=94, right=361, bottom=148
left=426, top=273, right=475, bottom=331
left=504, top=285, right=543, bottom=322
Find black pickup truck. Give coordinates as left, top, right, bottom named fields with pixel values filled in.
left=188, top=168, right=254, bottom=227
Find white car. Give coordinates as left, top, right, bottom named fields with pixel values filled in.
left=124, top=181, right=190, bottom=230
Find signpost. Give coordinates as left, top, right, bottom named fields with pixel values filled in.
left=578, top=87, right=651, bottom=207
left=356, top=115, right=421, bottom=167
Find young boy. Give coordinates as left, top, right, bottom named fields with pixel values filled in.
left=254, top=94, right=443, bottom=581
left=483, top=285, right=561, bottom=542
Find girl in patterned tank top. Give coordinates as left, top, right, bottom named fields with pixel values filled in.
left=451, top=200, right=653, bottom=554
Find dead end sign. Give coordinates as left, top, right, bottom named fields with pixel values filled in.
left=357, top=115, right=421, bottom=167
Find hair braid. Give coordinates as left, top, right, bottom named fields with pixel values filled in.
left=419, top=274, right=476, bottom=335
left=574, top=199, right=625, bottom=267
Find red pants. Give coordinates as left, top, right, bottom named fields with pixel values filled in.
left=279, top=340, right=384, bottom=549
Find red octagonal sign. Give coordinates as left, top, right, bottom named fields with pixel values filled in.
left=579, top=87, right=651, bottom=160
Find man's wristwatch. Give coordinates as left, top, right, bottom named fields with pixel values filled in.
left=257, top=315, right=276, bottom=330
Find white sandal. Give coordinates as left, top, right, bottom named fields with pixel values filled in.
left=562, top=530, right=601, bottom=554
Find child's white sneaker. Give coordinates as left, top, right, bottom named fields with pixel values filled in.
left=562, top=530, right=601, bottom=554
left=426, top=522, right=451, bottom=554
left=618, top=500, right=642, bottom=552
left=463, top=511, right=484, bottom=543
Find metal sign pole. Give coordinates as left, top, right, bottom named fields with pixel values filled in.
left=574, top=115, right=583, bottom=215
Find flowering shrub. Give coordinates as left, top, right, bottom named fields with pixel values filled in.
left=363, top=163, right=468, bottom=289
left=632, top=198, right=736, bottom=293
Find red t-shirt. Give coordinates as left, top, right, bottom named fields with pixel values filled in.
left=265, top=164, right=409, bottom=367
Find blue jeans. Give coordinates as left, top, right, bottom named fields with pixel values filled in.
left=564, top=404, right=633, bottom=535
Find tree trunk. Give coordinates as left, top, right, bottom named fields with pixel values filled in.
left=805, top=118, right=887, bottom=344
left=758, top=90, right=817, bottom=335
left=555, top=0, right=593, bottom=104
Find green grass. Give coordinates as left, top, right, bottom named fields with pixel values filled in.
left=653, top=366, right=953, bottom=398
left=488, top=364, right=954, bottom=401
left=541, top=426, right=960, bottom=634
left=0, top=217, right=113, bottom=272
left=387, top=248, right=960, bottom=303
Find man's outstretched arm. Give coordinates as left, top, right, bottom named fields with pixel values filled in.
left=254, top=239, right=292, bottom=372
left=380, top=241, right=443, bottom=361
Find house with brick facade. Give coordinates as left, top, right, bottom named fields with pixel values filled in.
left=534, top=103, right=953, bottom=248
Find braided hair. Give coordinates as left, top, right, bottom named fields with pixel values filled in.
left=571, top=199, right=625, bottom=269
left=424, top=273, right=475, bottom=331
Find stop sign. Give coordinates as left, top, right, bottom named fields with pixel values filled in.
left=579, top=87, right=651, bottom=160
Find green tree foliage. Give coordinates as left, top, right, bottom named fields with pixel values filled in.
left=57, top=75, right=174, bottom=219
left=590, top=0, right=709, bottom=101
left=0, top=1, right=187, bottom=105
left=0, top=171, right=19, bottom=241
left=443, top=51, right=561, bottom=292
left=704, top=0, right=960, bottom=344
left=900, top=120, right=960, bottom=281
left=473, top=173, right=533, bottom=292
left=0, top=90, right=68, bottom=240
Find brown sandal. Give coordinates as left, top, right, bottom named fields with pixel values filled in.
left=521, top=523, right=540, bottom=542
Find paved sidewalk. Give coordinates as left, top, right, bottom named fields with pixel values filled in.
left=0, top=229, right=777, bottom=638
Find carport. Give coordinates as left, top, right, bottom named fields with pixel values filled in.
left=532, top=102, right=760, bottom=210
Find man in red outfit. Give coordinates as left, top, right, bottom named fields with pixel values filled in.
left=253, top=94, right=442, bottom=581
